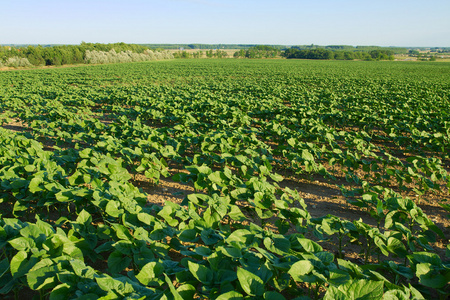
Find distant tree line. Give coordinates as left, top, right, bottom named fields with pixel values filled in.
left=141, top=44, right=287, bottom=50
left=290, top=44, right=408, bottom=54
left=0, top=42, right=171, bottom=68
left=0, top=42, right=427, bottom=67
left=282, top=48, right=395, bottom=61
left=172, top=46, right=282, bottom=60
left=172, top=49, right=231, bottom=59
left=233, top=46, right=281, bottom=58
left=205, top=49, right=228, bottom=58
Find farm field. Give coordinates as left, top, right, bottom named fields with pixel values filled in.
left=0, top=59, right=449, bottom=299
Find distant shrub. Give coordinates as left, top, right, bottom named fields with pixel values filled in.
left=84, top=49, right=173, bottom=64
left=5, top=56, right=33, bottom=68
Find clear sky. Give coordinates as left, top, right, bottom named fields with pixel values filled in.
left=1, top=0, right=449, bottom=47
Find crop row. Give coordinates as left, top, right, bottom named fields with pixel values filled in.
left=0, top=59, right=449, bottom=299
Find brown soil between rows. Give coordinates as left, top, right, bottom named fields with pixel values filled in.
left=3, top=117, right=449, bottom=226
left=2, top=118, right=449, bottom=262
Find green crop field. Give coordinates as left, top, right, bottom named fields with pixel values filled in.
left=0, top=59, right=449, bottom=299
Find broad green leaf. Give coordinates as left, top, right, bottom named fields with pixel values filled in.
left=323, top=286, right=347, bottom=300
left=288, top=260, right=314, bottom=282
left=237, top=267, right=264, bottom=296
left=187, top=261, right=214, bottom=285
left=297, top=237, right=323, bottom=253
left=107, top=251, right=131, bottom=274
left=226, top=229, right=254, bottom=246
left=215, top=290, right=244, bottom=300
left=137, top=212, right=156, bottom=225
left=49, top=283, right=73, bottom=300
left=136, top=262, right=164, bottom=286
left=345, top=279, right=384, bottom=300
left=176, top=284, right=196, bottom=300
left=27, top=258, right=58, bottom=290
left=386, top=237, right=407, bottom=257
left=164, top=273, right=184, bottom=300
left=228, top=205, right=246, bottom=221
left=8, top=236, right=36, bottom=251
left=105, top=200, right=123, bottom=218
left=200, top=228, right=222, bottom=245
left=263, top=236, right=291, bottom=255
left=194, top=246, right=212, bottom=257
left=416, top=263, right=447, bottom=289
left=328, top=269, right=350, bottom=285
left=383, top=289, right=410, bottom=300
left=28, top=177, right=43, bottom=193
left=263, top=291, right=286, bottom=300
left=76, top=210, right=92, bottom=225
left=69, top=259, right=95, bottom=279
left=178, top=229, right=198, bottom=242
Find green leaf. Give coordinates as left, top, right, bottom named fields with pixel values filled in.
left=113, top=224, right=133, bottom=241
left=194, top=246, right=212, bottom=257
left=323, top=286, right=347, bottom=300
left=215, top=290, right=244, bottom=300
left=95, top=275, right=135, bottom=296
left=0, top=257, right=9, bottom=278
left=76, top=209, right=92, bottom=225
left=386, top=237, right=407, bottom=257
left=288, top=260, right=314, bottom=282
left=416, top=263, right=447, bottom=289
left=226, top=229, right=254, bottom=246
left=55, top=190, right=71, bottom=202
left=297, top=237, right=323, bottom=253
left=408, top=284, right=425, bottom=299
left=220, top=246, right=242, bottom=259
left=135, top=262, right=164, bottom=286
left=27, top=258, right=58, bottom=290
left=10, top=251, right=38, bottom=278
left=200, top=228, right=222, bottom=245
left=383, top=289, right=410, bottom=300
left=263, top=236, right=291, bottom=255
left=105, top=201, right=123, bottom=218
left=49, top=283, right=73, bottom=300
left=187, top=261, right=214, bottom=285
left=70, top=259, right=95, bottom=279
left=228, top=205, right=246, bottom=222
left=346, top=279, right=384, bottom=300
left=164, top=274, right=184, bottom=300
left=217, top=269, right=238, bottom=283
left=176, top=284, right=196, bottom=300
left=178, top=229, right=198, bottom=242
left=137, top=212, right=156, bottom=225
left=269, top=173, right=284, bottom=182
left=108, top=251, right=131, bottom=274
left=263, top=291, right=286, bottom=300
left=328, top=269, right=350, bottom=285
left=302, top=149, right=314, bottom=161
left=8, top=236, right=36, bottom=251
left=28, top=177, right=43, bottom=193
left=0, top=278, right=16, bottom=295
left=237, top=267, right=264, bottom=296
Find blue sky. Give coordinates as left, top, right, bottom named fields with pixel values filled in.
left=1, top=0, right=449, bottom=46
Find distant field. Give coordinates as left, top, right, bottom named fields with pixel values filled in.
left=0, top=59, right=449, bottom=299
